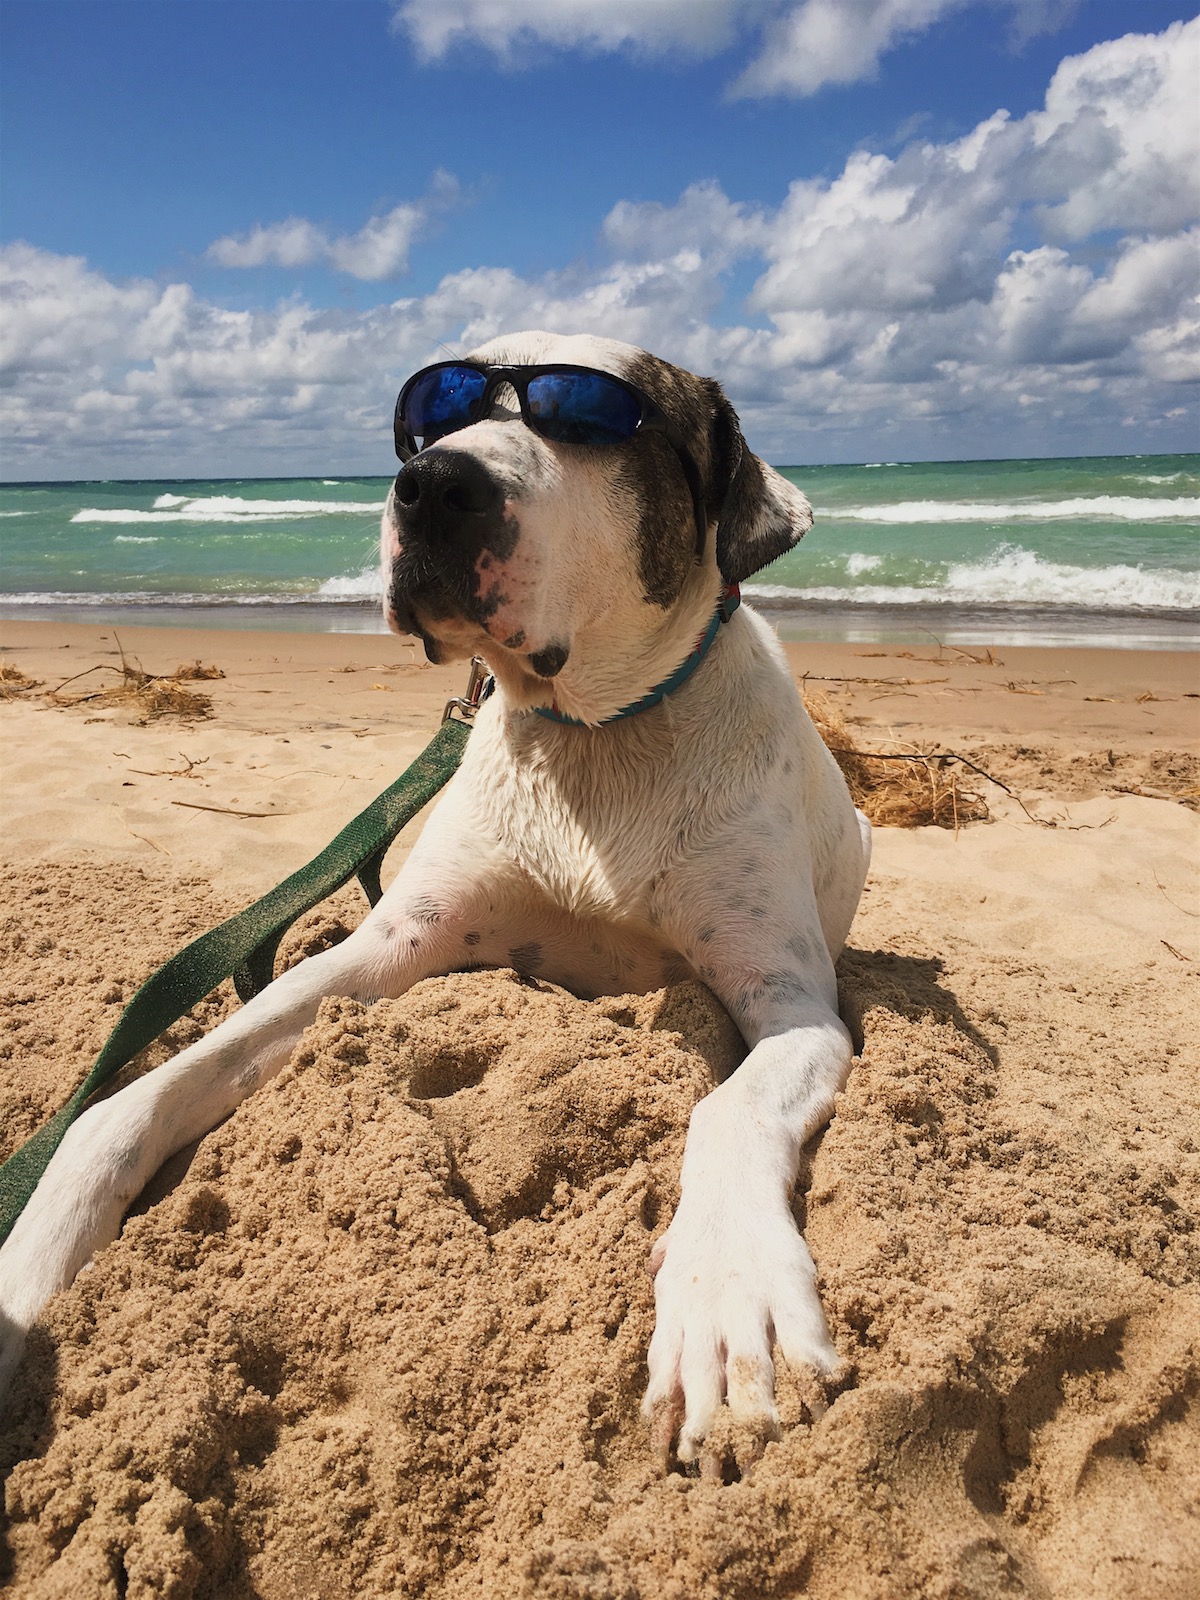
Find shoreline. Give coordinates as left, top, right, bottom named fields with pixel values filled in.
left=1, top=594, right=1197, bottom=651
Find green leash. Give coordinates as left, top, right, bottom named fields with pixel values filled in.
left=0, top=704, right=478, bottom=1249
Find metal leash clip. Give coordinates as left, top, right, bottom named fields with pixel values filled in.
left=442, top=656, right=495, bottom=724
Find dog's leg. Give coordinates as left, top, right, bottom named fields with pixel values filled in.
left=643, top=838, right=863, bottom=1477
left=0, top=850, right=505, bottom=1402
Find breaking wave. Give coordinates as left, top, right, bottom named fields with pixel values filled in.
left=747, top=545, right=1199, bottom=611
left=316, top=567, right=383, bottom=599
left=820, top=495, right=1199, bottom=524
left=72, top=495, right=386, bottom=525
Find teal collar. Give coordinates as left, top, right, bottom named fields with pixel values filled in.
left=535, top=584, right=740, bottom=727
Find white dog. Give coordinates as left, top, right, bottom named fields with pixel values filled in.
left=0, top=333, right=869, bottom=1477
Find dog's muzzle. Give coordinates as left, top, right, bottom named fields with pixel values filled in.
left=393, top=449, right=505, bottom=547
left=387, top=448, right=522, bottom=631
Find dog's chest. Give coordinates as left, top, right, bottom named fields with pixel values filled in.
left=468, top=720, right=695, bottom=920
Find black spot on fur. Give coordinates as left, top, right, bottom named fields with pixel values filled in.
left=409, top=896, right=444, bottom=925
left=508, top=942, right=544, bottom=973
left=474, top=584, right=506, bottom=621
left=464, top=931, right=482, bottom=947
left=763, top=971, right=813, bottom=1010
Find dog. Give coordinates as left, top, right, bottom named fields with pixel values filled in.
left=0, top=332, right=870, bottom=1478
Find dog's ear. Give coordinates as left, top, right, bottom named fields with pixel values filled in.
left=704, top=379, right=812, bottom=584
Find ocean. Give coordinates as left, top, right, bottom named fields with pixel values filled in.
left=1, top=454, right=1197, bottom=649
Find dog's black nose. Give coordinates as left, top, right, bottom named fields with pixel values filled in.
left=394, top=450, right=502, bottom=532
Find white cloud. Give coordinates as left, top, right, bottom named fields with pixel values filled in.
left=393, top=0, right=1079, bottom=95
left=732, top=0, right=965, bottom=98
left=206, top=174, right=461, bottom=281
left=393, top=0, right=744, bottom=65
left=747, top=17, right=1200, bottom=342
left=325, top=205, right=429, bottom=281
left=1029, top=19, right=1200, bottom=238
left=602, top=181, right=772, bottom=269
left=206, top=218, right=328, bottom=272
left=3, top=22, right=1197, bottom=475
left=1138, top=314, right=1200, bottom=387
left=751, top=116, right=1022, bottom=319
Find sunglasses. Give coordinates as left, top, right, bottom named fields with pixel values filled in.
left=393, top=361, right=707, bottom=558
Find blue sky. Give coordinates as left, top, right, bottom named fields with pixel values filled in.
left=1, top=0, right=1197, bottom=476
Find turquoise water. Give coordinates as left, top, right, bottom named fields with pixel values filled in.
left=1, top=455, right=1196, bottom=646
left=0, top=478, right=388, bottom=602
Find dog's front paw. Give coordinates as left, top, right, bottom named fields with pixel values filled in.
left=0, top=1292, right=32, bottom=1409
left=641, top=1197, right=836, bottom=1480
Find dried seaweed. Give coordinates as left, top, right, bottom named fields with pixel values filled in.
left=805, top=691, right=990, bottom=829
left=0, top=663, right=41, bottom=698
left=46, top=636, right=213, bottom=721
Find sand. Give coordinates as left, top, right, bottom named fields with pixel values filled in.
left=0, top=619, right=1198, bottom=1599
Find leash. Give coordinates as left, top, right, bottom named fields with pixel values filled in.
left=0, top=588, right=733, bottom=1247
left=0, top=679, right=489, bottom=1249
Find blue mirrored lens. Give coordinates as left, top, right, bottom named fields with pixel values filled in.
left=526, top=373, right=642, bottom=445
left=405, top=366, right=489, bottom=442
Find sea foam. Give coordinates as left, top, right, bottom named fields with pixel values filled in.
left=845, top=553, right=883, bottom=576
left=747, top=546, right=1200, bottom=610
left=72, top=495, right=386, bottom=524
left=821, top=495, right=1200, bottom=523
left=317, top=567, right=383, bottom=599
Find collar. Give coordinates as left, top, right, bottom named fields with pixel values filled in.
left=534, top=584, right=740, bottom=727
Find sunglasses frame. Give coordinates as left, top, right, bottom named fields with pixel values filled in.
left=394, top=361, right=708, bottom=560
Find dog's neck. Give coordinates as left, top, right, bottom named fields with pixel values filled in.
left=534, top=585, right=740, bottom=727
left=520, top=561, right=736, bottom=727
left=466, top=559, right=733, bottom=727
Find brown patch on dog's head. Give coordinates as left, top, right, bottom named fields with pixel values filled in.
left=702, top=379, right=812, bottom=586
left=618, top=350, right=714, bottom=609
left=619, top=351, right=812, bottom=597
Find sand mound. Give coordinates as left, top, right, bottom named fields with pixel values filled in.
left=1, top=858, right=1197, bottom=1599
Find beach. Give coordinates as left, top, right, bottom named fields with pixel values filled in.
left=1, top=616, right=1198, bottom=1599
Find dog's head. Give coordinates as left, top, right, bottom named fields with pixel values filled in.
left=381, top=332, right=811, bottom=721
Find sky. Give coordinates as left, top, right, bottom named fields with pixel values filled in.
left=1, top=0, right=1198, bottom=478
